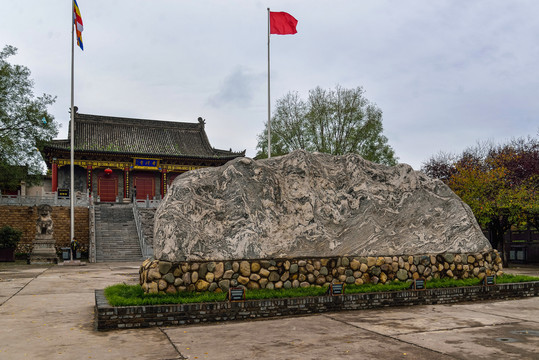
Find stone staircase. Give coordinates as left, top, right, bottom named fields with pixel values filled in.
left=95, top=203, right=143, bottom=262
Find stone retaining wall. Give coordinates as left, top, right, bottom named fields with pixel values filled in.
left=95, top=281, right=538, bottom=330
left=139, top=250, right=503, bottom=294
left=0, top=205, right=89, bottom=254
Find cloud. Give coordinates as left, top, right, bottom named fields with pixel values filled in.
left=3, top=1, right=539, bottom=169
left=207, top=67, right=264, bottom=108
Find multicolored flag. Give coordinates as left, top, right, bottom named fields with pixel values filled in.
left=270, top=12, right=298, bottom=35
left=73, top=0, right=84, bottom=50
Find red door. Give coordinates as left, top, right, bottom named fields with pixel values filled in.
left=134, top=176, right=155, bottom=200
left=167, top=173, right=182, bottom=187
left=98, top=176, right=118, bottom=202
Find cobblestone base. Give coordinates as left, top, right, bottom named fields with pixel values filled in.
left=139, top=251, right=503, bottom=294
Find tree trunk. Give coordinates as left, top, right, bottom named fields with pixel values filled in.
left=490, top=220, right=509, bottom=268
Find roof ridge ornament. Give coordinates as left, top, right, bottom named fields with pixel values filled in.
left=198, top=117, right=206, bottom=129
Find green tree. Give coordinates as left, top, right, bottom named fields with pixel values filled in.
left=0, top=45, right=58, bottom=191
left=256, top=85, right=397, bottom=166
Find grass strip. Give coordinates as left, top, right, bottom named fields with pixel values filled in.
left=104, top=284, right=226, bottom=306
left=496, top=273, right=539, bottom=284
left=104, top=274, right=539, bottom=307
left=425, top=277, right=482, bottom=288
left=245, top=286, right=327, bottom=299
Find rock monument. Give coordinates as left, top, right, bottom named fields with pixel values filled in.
left=153, top=150, right=491, bottom=262
left=30, top=204, right=58, bottom=264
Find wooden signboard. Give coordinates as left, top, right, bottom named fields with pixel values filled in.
left=57, top=188, right=69, bottom=198
left=133, top=158, right=159, bottom=170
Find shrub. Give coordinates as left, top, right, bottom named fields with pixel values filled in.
left=0, top=226, right=22, bottom=249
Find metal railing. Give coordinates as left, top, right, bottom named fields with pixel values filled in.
left=0, top=190, right=91, bottom=207
left=132, top=203, right=153, bottom=259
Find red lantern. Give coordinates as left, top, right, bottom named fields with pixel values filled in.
left=104, top=168, right=113, bottom=175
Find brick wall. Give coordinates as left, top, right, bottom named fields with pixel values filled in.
left=94, top=281, right=539, bottom=330
left=0, top=205, right=89, bottom=253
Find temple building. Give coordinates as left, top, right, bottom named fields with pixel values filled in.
left=42, top=110, right=245, bottom=202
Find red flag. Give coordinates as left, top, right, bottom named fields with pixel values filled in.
left=270, top=12, right=298, bottom=35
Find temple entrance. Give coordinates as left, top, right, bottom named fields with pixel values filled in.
left=167, top=172, right=183, bottom=187
left=133, top=175, right=155, bottom=200
left=98, top=175, right=118, bottom=202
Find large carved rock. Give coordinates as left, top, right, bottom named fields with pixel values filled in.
left=154, top=150, right=491, bottom=262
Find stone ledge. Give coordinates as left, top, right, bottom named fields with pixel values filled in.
left=95, top=281, right=538, bottom=331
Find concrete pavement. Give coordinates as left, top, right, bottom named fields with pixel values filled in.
left=0, top=261, right=538, bottom=360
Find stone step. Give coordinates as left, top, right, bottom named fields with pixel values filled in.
left=97, top=242, right=140, bottom=247
left=94, top=204, right=143, bottom=262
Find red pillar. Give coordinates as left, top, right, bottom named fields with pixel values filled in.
left=51, top=163, right=58, bottom=192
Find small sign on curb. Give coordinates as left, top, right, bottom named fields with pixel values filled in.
left=411, top=278, right=426, bottom=291
left=227, top=287, right=245, bottom=302
left=327, top=283, right=344, bottom=296
left=483, top=275, right=496, bottom=286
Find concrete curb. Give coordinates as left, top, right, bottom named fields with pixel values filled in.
left=95, top=281, right=539, bottom=330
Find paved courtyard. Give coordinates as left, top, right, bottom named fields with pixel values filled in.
left=0, top=261, right=537, bottom=360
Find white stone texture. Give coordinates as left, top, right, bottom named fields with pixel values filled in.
left=154, top=150, right=491, bottom=262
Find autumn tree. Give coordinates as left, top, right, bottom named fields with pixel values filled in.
left=422, top=136, right=539, bottom=263
left=0, top=45, right=58, bottom=191
left=256, top=85, right=397, bottom=166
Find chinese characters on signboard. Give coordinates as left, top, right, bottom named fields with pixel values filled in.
left=58, top=188, right=70, bottom=198
left=134, top=158, right=159, bottom=170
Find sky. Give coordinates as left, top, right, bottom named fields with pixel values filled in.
left=1, top=0, right=538, bottom=169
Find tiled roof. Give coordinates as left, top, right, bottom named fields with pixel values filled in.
left=46, top=113, right=245, bottom=159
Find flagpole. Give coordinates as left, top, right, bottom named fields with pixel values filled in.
left=267, top=8, right=271, bottom=159
left=70, top=0, right=75, bottom=260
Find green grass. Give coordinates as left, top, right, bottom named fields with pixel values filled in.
left=423, top=274, right=539, bottom=288
left=496, top=274, right=539, bottom=284
left=345, top=281, right=410, bottom=294
left=245, top=286, right=327, bottom=299
left=425, top=277, right=483, bottom=288
left=104, top=274, right=539, bottom=307
left=104, top=284, right=227, bottom=306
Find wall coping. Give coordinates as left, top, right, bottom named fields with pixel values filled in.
left=95, top=281, right=538, bottom=331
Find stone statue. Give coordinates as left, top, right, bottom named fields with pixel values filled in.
left=30, top=204, right=58, bottom=264
left=36, top=204, right=53, bottom=235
